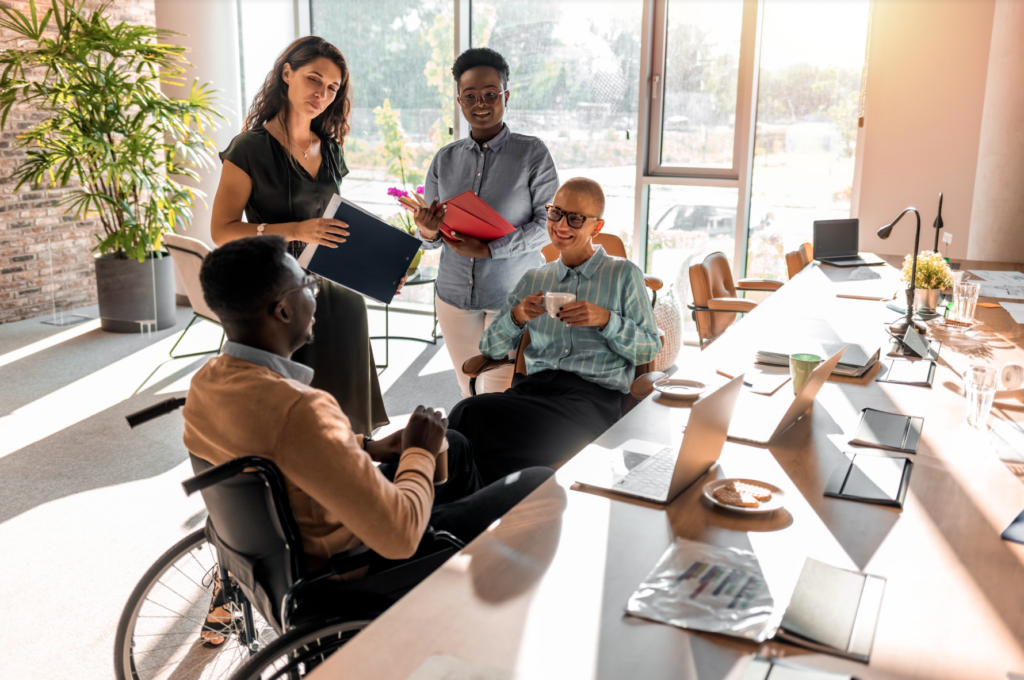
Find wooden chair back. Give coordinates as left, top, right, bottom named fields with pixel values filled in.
left=785, top=242, right=813, bottom=279
left=541, top=232, right=628, bottom=263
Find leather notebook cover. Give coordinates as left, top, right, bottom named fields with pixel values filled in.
left=301, top=196, right=422, bottom=305
left=876, top=359, right=936, bottom=388
left=850, top=408, right=923, bottom=453
left=439, top=190, right=515, bottom=243
left=776, top=558, right=886, bottom=663
left=825, top=451, right=912, bottom=507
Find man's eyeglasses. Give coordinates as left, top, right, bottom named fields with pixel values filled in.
left=458, top=89, right=505, bottom=107
left=545, top=204, right=598, bottom=230
left=270, top=274, right=319, bottom=312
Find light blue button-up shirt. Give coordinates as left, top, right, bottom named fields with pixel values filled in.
left=221, top=341, right=314, bottom=385
left=420, top=124, right=559, bottom=311
left=480, top=247, right=661, bottom=393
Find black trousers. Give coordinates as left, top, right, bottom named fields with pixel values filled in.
left=379, top=430, right=553, bottom=545
left=448, top=370, right=624, bottom=485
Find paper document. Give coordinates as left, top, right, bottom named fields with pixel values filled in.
left=967, top=270, right=1024, bottom=300
left=999, top=302, right=1024, bottom=324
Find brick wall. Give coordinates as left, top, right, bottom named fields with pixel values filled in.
left=0, top=0, right=156, bottom=324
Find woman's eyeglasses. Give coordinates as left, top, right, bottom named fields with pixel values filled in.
left=458, top=89, right=505, bottom=107
left=546, top=204, right=597, bottom=230
left=270, top=274, right=319, bottom=312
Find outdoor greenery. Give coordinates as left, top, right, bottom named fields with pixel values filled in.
left=0, top=0, right=222, bottom=262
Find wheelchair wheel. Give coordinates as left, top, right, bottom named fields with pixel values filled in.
left=114, top=528, right=279, bottom=680
left=229, top=615, right=377, bottom=680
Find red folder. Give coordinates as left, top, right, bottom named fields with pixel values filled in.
left=439, top=190, right=516, bottom=243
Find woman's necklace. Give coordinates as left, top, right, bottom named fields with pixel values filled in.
left=274, top=118, right=313, bottom=160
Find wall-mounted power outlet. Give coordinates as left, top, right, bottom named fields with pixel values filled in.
left=942, top=232, right=953, bottom=245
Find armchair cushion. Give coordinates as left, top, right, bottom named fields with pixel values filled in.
left=736, top=278, right=783, bottom=291
left=462, top=354, right=510, bottom=379
left=707, top=297, right=758, bottom=313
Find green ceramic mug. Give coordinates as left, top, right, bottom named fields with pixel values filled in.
left=789, top=353, right=823, bottom=394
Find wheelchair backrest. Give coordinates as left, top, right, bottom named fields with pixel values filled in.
left=187, top=454, right=305, bottom=633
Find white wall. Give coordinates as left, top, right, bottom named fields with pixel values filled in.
left=966, top=0, right=1024, bottom=263
left=856, top=0, right=995, bottom=260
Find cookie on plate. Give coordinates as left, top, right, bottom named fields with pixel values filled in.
left=732, top=481, right=772, bottom=501
left=712, top=485, right=760, bottom=508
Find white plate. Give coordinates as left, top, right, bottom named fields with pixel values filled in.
left=703, top=478, right=785, bottom=514
left=653, top=378, right=707, bottom=400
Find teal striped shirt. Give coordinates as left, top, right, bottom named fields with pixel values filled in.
left=480, top=247, right=661, bottom=393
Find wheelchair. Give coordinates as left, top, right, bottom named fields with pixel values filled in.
left=114, top=397, right=464, bottom=680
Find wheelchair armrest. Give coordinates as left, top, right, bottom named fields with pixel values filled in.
left=643, top=275, right=664, bottom=292
left=707, top=297, right=757, bottom=313
left=736, top=278, right=783, bottom=292
left=630, top=371, right=667, bottom=402
left=327, top=544, right=382, bottom=575
left=181, top=456, right=276, bottom=496
left=463, top=354, right=511, bottom=378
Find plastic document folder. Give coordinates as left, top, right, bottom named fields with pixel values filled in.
left=299, top=195, right=421, bottom=305
left=439, top=190, right=516, bottom=243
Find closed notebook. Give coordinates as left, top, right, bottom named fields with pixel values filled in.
left=299, top=195, right=421, bottom=305
left=439, top=190, right=516, bottom=243
left=776, top=558, right=886, bottom=663
left=850, top=407, right=923, bottom=453
left=876, top=359, right=936, bottom=387
left=825, top=451, right=913, bottom=507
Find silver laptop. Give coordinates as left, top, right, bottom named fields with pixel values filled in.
left=575, top=375, right=745, bottom=504
left=727, top=347, right=847, bottom=445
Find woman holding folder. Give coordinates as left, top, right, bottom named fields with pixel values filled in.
left=210, top=36, right=387, bottom=434
left=415, top=48, right=560, bottom=397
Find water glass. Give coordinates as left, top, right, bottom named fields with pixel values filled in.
left=950, top=281, right=980, bottom=324
left=965, top=365, right=997, bottom=429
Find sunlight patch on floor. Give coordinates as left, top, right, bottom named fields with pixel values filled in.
left=419, top=346, right=455, bottom=377
left=0, top=319, right=101, bottom=370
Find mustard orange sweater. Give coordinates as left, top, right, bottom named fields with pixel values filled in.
left=183, top=354, right=436, bottom=565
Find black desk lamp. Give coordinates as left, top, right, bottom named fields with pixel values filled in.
left=932, top=192, right=944, bottom=252
left=877, top=207, right=928, bottom=337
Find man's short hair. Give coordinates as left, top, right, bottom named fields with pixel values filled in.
left=452, top=47, right=510, bottom=91
left=560, top=177, right=606, bottom=219
left=199, top=235, right=291, bottom=326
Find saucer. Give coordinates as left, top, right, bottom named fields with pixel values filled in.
left=653, top=378, right=707, bottom=400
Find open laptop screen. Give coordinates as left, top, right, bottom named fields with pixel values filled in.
left=813, top=219, right=859, bottom=259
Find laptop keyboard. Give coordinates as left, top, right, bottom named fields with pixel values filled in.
left=614, top=447, right=675, bottom=497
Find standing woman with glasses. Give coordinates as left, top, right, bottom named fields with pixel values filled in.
left=210, top=36, right=388, bottom=435
left=415, top=48, right=559, bottom=398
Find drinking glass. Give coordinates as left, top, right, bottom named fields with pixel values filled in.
left=965, top=365, right=997, bottom=429
left=950, top=281, right=980, bottom=325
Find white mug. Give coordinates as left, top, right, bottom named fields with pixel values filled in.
left=544, top=292, right=576, bottom=318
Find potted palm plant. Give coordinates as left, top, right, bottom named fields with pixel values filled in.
left=0, top=0, right=222, bottom=331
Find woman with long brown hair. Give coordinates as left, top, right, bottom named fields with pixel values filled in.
left=211, top=36, right=387, bottom=436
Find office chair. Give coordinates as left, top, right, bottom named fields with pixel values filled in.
left=541, top=233, right=663, bottom=303
left=163, top=233, right=225, bottom=358
left=786, top=242, right=814, bottom=279
left=687, top=251, right=783, bottom=348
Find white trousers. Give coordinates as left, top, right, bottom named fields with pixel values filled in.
left=435, top=294, right=514, bottom=398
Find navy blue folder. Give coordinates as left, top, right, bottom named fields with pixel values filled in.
left=299, top=195, right=421, bottom=305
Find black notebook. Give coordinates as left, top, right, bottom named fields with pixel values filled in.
left=298, top=195, right=421, bottom=304
left=775, top=558, right=886, bottom=663
left=876, top=359, right=936, bottom=387
left=741, top=655, right=853, bottom=680
left=825, top=451, right=913, bottom=507
left=849, top=407, right=923, bottom=453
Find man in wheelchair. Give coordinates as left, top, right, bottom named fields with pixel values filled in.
left=183, top=235, right=552, bottom=643
left=449, top=178, right=662, bottom=483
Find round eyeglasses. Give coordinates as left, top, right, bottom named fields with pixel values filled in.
left=545, top=204, right=597, bottom=230
left=458, top=90, right=505, bottom=107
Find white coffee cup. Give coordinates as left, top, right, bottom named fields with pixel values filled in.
left=544, top=292, right=576, bottom=318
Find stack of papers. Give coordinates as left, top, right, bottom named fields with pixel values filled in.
left=968, top=270, right=1024, bottom=300
left=1000, top=301, right=1024, bottom=324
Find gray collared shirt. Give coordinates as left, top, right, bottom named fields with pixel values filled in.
left=221, top=341, right=314, bottom=385
left=420, top=124, right=559, bottom=311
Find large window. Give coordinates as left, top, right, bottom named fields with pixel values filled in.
left=472, top=0, right=644, bottom=255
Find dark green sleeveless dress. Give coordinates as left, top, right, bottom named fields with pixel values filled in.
left=219, top=127, right=388, bottom=434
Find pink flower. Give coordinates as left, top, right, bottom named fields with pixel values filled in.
left=416, top=186, right=425, bottom=195
left=387, top=187, right=409, bottom=198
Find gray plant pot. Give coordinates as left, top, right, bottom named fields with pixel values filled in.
left=914, top=288, right=942, bottom=312
left=95, top=252, right=177, bottom=333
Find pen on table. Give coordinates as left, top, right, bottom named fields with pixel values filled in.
left=716, top=368, right=753, bottom=388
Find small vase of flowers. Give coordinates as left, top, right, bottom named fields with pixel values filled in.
left=387, top=185, right=425, bottom=274
left=902, top=250, right=954, bottom=312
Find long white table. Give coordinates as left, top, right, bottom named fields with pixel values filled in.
left=309, top=258, right=1024, bottom=680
